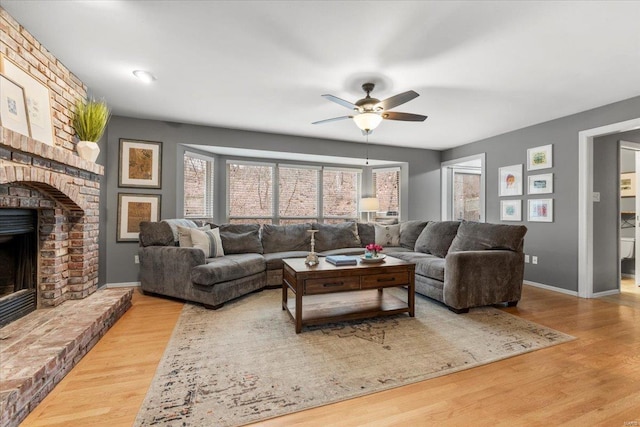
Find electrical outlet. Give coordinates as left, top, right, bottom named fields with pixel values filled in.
left=532, top=256, right=538, bottom=265
left=524, top=254, right=530, bottom=263
left=134, top=255, right=139, bottom=264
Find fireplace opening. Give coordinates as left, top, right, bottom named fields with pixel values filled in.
left=0, top=209, right=38, bottom=327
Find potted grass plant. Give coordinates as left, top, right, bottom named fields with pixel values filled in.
left=73, top=98, right=110, bottom=162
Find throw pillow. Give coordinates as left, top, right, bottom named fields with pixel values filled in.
left=414, top=221, right=461, bottom=258
left=138, top=221, right=174, bottom=247
left=449, top=221, right=527, bottom=252
left=177, top=224, right=210, bottom=247
left=261, top=223, right=312, bottom=253
left=399, top=220, right=429, bottom=249
left=374, top=223, right=401, bottom=246
left=190, top=227, right=225, bottom=258
left=312, top=222, right=361, bottom=252
left=161, top=219, right=198, bottom=244
left=218, top=224, right=264, bottom=254
left=357, top=222, right=375, bottom=246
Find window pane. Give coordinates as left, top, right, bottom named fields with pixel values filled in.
left=279, top=218, right=317, bottom=225
left=279, top=167, right=318, bottom=217
left=228, top=218, right=273, bottom=225
left=184, top=153, right=213, bottom=217
left=453, top=172, right=481, bottom=221
left=374, top=169, right=400, bottom=215
left=228, top=163, right=273, bottom=218
left=323, top=170, right=359, bottom=218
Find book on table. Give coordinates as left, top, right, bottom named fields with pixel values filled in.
left=325, top=255, right=359, bottom=266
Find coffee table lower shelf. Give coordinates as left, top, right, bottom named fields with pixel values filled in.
left=282, top=289, right=411, bottom=331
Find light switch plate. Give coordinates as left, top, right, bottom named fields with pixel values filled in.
left=593, top=192, right=600, bottom=202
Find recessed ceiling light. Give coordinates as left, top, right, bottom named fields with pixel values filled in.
left=132, top=70, right=156, bottom=83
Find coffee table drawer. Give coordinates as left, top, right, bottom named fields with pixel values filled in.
left=361, top=272, right=410, bottom=289
left=305, top=276, right=361, bottom=295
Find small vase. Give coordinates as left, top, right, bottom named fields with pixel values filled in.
left=76, top=140, right=100, bottom=162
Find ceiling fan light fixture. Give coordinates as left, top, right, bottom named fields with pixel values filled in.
left=353, top=112, right=382, bottom=132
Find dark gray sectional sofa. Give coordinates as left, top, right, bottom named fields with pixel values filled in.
left=138, top=219, right=527, bottom=313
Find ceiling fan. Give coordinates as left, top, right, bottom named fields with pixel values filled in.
left=312, top=83, right=427, bottom=134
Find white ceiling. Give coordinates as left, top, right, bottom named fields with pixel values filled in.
left=4, top=1, right=640, bottom=151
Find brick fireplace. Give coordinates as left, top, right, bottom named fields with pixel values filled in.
left=0, top=127, right=104, bottom=318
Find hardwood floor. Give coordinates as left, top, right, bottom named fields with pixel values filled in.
left=20, top=285, right=640, bottom=426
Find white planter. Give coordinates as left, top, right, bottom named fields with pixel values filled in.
left=76, top=140, right=100, bottom=162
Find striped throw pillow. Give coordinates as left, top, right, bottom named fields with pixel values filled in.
left=190, top=227, right=225, bottom=258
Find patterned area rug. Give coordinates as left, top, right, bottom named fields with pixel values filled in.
left=135, top=288, right=574, bottom=426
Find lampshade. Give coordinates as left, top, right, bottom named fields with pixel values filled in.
left=353, top=112, right=383, bottom=132
left=360, top=197, right=380, bottom=212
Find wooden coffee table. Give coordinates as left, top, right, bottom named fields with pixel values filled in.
left=282, top=256, right=415, bottom=333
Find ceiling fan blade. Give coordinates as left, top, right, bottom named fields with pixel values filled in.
left=378, top=90, right=419, bottom=110
left=322, top=94, right=357, bottom=110
left=382, top=111, right=427, bottom=122
left=312, top=115, right=353, bottom=125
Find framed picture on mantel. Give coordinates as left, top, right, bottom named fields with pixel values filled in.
left=0, top=54, right=55, bottom=145
left=0, top=74, right=30, bottom=137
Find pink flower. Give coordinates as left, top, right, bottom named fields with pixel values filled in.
left=366, top=243, right=383, bottom=253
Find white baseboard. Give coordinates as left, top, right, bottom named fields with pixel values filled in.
left=523, top=280, right=578, bottom=297
left=593, top=289, right=620, bottom=297
left=105, top=282, right=140, bottom=288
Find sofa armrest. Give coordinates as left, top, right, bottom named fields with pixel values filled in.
left=139, top=246, right=205, bottom=299
left=444, top=250, right=524, bottom=310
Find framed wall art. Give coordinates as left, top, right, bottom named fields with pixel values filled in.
left=528, top=198, right=553, bottom=222
left=621, top=172, right=635, bottom=197
left=0, top=54, right=54, bottom=145
left=498, top=164, right=523, bottom=196
left=119, top=139, right=162, bottom=188
left=117, top=193, right=161, bottom=242
left=528, top=173, right=553, bottom=195
left=500, top=199, right=522, bottom=222
left=527, top=144, right=553, bottom=171
left=0, top=74, right=30, bottom=137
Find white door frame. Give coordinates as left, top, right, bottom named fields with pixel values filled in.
left=578, top=118, right=640, bottom=298
left=441, top=153, right=486, bottom=221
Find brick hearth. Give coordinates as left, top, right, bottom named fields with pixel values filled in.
left=0, top=288, right=133, bottom=427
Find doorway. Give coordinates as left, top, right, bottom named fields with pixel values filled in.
left=619, top=142, right=640, bottom=298
left=579, top=117, right=640, bottom=298
left=441, top=153, right=485, bottom=221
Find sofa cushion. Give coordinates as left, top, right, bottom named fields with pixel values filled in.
left=400, top=220, right=429, bottom=249
left=177, top=224, right=210, bottom=247
left=389, top=251, right=445, bottom=281
left=161, top=219, right=198, bottom=244
left=190, top=227, right=225, bottom=258
left=261, top=223, right=312, bottom=253
left=414, top=221, right=460, bottom=258
left=139, top=221, right=174, bottom=247
left=219, top=224, right=264, bottom=254
left=375, top=223, right=400, bottom=246
left=449, top=221, right=527, bottom=253
left=357, top=222, right=375, bottom=246
left=263, top=251, right=310, bottom=270
left=191, top=253, right=265, bottom=286
left=312, top=222, right=361, bottom=252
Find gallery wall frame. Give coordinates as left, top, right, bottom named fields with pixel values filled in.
left=117, top=193, right=161, bottom=242
left=527, top=144, right=553, bottom=171
left=528, top=198, right=553, bottom=222
left=0, top=54, right=54, bottom=145
left=0, top=74, right=30, bottom=137
left=498, top=164, right=523, bottom=196
left=118, top=139, right=163, bottom=188
left=528, top=173, right=554, bottom=195
left=500, top=199, right=522, bottom=222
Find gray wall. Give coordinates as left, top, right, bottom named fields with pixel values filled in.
left=442, top=95, right=640, bottom=293
left=103, top=116, right=441, bottom=284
